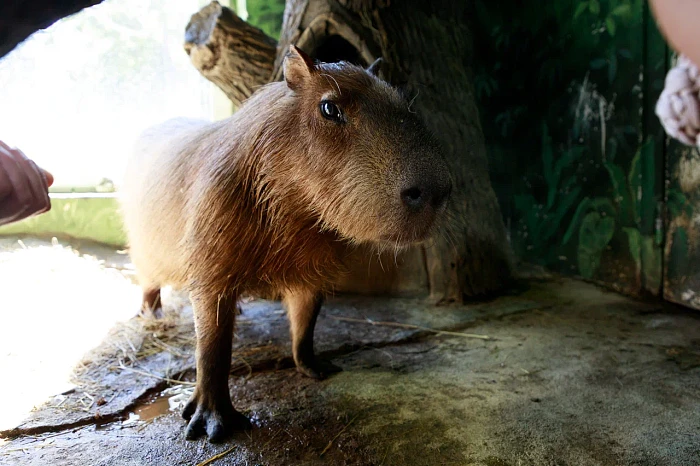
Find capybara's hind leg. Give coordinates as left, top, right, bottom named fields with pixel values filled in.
left=284, top=288, right=341, bottom=379
left=183, top=291, right=250, bottom=443
left=139, top=288, right=163, bottom=319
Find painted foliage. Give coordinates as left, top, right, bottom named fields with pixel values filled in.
left=664, top=139, right=700, bottom=308
left=473, top=0, right=670, bottom=297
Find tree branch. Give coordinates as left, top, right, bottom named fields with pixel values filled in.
left=184, top=1, right=278, bottom=108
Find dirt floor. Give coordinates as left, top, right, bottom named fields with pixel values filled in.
left=0, top=237, right=699, bottom=465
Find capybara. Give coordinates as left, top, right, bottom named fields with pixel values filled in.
left=120, top=45, right=451, bottom=442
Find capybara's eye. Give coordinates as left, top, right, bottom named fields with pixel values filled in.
left=319, top=100, right=343, bottom=123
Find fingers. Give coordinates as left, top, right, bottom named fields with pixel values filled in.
left=0, top=147, right=35, bottom=223
left=27, top=160, right=51, bottom=214
left=0, top=154, right=12, bottom=200
left=12, top=147, right=49, bottom=208
left=42, top=169, right=54, bottom=187
left=16, top=147, right=51, bottom=214
left=0, top=142, right=52, bottom=225
left=13, top=147, right=50, bottom=215
left=0, top=141, right=53, bottom=187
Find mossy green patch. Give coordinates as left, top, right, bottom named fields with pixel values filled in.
left=0, top=196, right=127, bottom=247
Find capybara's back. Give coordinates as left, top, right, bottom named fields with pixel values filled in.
left=120, top=45, right=452, bottom=442
left=121, top=118, right=211, bottom=306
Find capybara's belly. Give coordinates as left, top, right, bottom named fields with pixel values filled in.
left=121, top=118, right=213, bottom=289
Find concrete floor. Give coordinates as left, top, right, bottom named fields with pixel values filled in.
left=0, top=238, right=699, bottom=465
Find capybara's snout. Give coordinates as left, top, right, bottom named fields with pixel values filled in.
left=400, top=172, right=452, bottom=213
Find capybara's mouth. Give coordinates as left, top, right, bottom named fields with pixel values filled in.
left=379, top=227, right=434, bottom=247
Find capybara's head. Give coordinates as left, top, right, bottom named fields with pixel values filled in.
left=282, top=45, right=452, bottom=247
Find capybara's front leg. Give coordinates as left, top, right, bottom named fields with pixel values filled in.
left=284, top=288, right=341, bottom=379
left=183, top=291, right=250, bottom=442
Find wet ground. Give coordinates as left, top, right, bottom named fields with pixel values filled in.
left=1, top=237, right=699, bottom=465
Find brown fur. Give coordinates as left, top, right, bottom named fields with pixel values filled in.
left=120, top=46, right=451, bottom=442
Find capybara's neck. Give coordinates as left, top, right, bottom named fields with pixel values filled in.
left=210, top=82, right=323, bottom=237
left=184, top=82, right=346, bottom=296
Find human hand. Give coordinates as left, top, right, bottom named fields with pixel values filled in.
left=650, top=0, right=700, bottom=69
left=0, top=141, right=53, bottom=226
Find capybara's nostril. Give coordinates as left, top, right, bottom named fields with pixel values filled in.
left=401, top=187, right=424, bottom=210
left=402, top=182, right=450, bottom=212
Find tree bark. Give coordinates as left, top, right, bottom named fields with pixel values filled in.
left=185, top=1, right=277, bottom=108
left=343, top=0, right=515, bottom=300
left=185, top=0, right=514, bottom=302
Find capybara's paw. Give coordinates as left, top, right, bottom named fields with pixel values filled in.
left=296, top=358, right=342, bottom=380
left=182, top=393, right=250, bottom=443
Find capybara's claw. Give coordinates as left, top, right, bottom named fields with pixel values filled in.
left=184, top=408, right=228, bottom=443
left=182, top=394, right=250, bottom=443
left=296, top=359, right=342, bottom=380
left=297, top=363, right=323, bottom=380
left=182, top=397, right=196, bottom=421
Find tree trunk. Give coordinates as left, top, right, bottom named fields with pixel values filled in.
left=185, top=0, right=514, bottom=302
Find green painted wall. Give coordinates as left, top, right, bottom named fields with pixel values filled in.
left=663, top=107, right=700, bottom=310
left=474, top=0, right=669, bottom=297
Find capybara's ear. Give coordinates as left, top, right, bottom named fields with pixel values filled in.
left=284, top=45, right=315, bottom=91
left=366, top=57, right=383, bottom=77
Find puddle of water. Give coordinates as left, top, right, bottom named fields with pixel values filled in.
left=128, top=385, right=193, bottom=422
left=92, top=385, right=193, bottom=431
left=133, top=395, right=172, bottom=421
